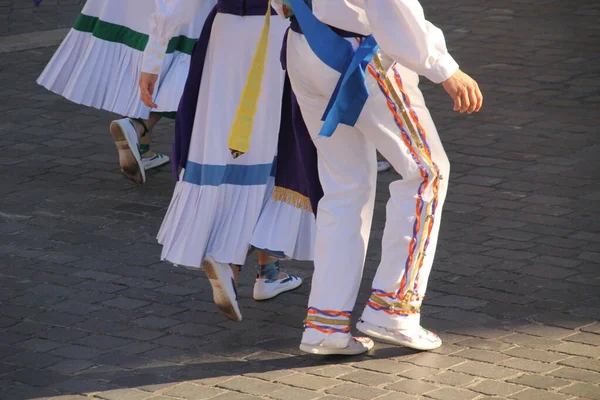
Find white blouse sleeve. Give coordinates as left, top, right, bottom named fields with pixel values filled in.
left=364, top=0, right=459, bottom=83
left=142, top=0, right=208, bottom=74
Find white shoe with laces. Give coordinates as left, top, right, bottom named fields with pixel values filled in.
left=142, top=152, right=170, bottom=170
left=253, top=273, right=302, bottom=300
left=356, top=320, right=442, bottom=351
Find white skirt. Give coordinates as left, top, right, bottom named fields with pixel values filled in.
left=37, top=0, right=217, bottom=119
left=157, top=13, right=315, bottom=267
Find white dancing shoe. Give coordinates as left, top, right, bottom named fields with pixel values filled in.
left=110, top=118, right=145, bottom=184
left=253, top=273, right=303, bottom=300
left=202, top=256, right=242, bottom=322
left=142, top=152, right=170, bottom=170
left=300, top=336, right=374, bottom=355
left=356, top=320, right=442, bottom=351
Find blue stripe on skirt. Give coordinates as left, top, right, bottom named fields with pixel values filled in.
left=182, top=158, right=277, bottom=187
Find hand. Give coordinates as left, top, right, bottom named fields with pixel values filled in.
left=441, top=69, right=483, bottom=114
left=139, top=72, right=159, bottom=108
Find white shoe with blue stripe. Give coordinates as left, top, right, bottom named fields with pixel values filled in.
left=142, top=152, right=170, bottom=170
left=253, top=272, right=302, bottom=301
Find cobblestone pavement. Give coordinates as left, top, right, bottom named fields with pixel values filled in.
left=0, top=0, right=599, bottom=399
left=0, top=0, right=84, bottom=37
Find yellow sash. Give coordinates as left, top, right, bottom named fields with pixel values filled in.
left=227, top=0, right=272, bottom=158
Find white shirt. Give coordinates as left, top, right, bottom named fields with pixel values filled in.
left=141, top=0, right=209, bottom=75
left=142, top=0, right=458, bottom=84
left=273, top=0, right=459, bottom=83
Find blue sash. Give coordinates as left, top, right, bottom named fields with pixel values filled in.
left=286, top=0, right=379, bottom=138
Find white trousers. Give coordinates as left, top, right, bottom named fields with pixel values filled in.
left=286, top=32, right=451, bottom=347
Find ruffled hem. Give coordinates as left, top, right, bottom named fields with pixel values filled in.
left=250, top=186, right=316, bottom=261
left=37, top=29, right=190, bottom=119
left=157, top=179, right=270, bottom=268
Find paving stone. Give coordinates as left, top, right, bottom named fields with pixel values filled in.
left=427, top=295, right=488, bottom=310
left=451, top=361, right=521, bottom=379
left=166, top=322, right=221, bottom=337
left=549, top=366, right=600, bottom=383
left=269, top=387, right=321, bottom=400
left=77, top=335, right=133, bottom=350
left=132, top=316, right=181, bottom=330
left=503, top=347, right=570, bottom=364
left=398, top=366, right=439, bottom=380
left=532, top=312, right=595, bottom=330
left=3, top=351, right=66, bottom=369
left=326, top=382, right=389, bottom=399
left=509, top=388, right=571, bottom=400
left=162, top=382, right=227, bottom=399
left=352, top=359, right=413, bottom=375
left=47, top=359, right=95, bottom=375
left=32, top=311, right=87, bottom=326
left=563, top=332, right=600, bottom=346
left=9, top=368, right=69, bottom=387
left=468, top=379, right=527, bottom=397
left=406, top=353, right=466, bottom=369
left=501, top=333, right=563, bottom=350
left=557, top=356, right=600, bottom=372
left=339, top=370, right=399, bottom=386
left=0, top=383, right=61, bottom=400
left=386, top=379, right=439, bottom=395
left=102, top=297, right=150, bottom=310
left=96, top=388, right=154, bottom=400
left=511, top=324, right=575, bottom=339
left=115, top=328, right=166, bottom=341
left=452, top=348, right=512, bottom=364
left=425, top=387, right=480, bottom=400
left=551, top=342, right=600, bottom=358
left=458, top=338, right=515, bottom=352
left=276, top=373, right=341, bottom=391
left=16, top=338, right=63, bottom=352
left=206, top=392, right=265, bottom=400
left=375, top=393, right=418, bottom=400
left=509, top=374, right=572, bottom=390
left=559, top=382, right=600, bottom=399
left=217, top=376, right=285, bottom=396
left=424, top=371, right=478, bottom=386
left=51, top=345, right=107, bottom=360
left=498, top=358, right=559, bottom=374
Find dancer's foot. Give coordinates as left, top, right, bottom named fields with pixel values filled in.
left=109, top=118, right=145, bottom=184
left=253, top=261, right=302, bottom=300
left=299, top=336, right=374, bottom=355
left=202, top=256, right=242, bottom=322
left=356, top=320, right=442, bottom=351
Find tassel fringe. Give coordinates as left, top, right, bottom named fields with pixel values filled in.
left=273, top=186, right=313, bottom=213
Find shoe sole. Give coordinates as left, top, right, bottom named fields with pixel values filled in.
left=253, top=278, right=302, bottom=301
left=299, top=340, right=373, bottom=355
left=110, top=120, right=145, bottom=184
left=356, top=321, right=442, bottom=351
left=202, top=257, right=242, bottom=322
